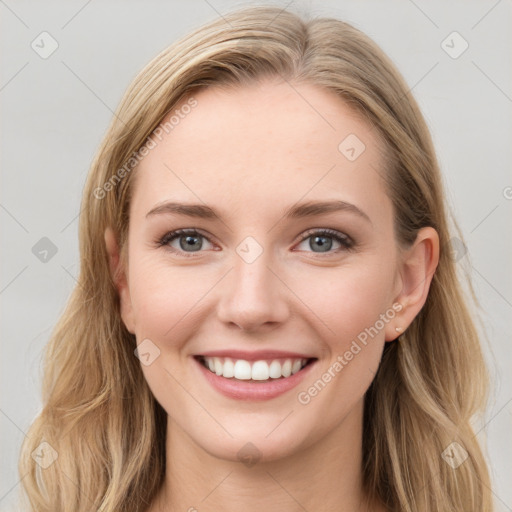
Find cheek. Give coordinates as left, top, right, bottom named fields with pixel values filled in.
left=128, top=257, right=217, bottom=341
left=288, top=258, right=395, bottom=347
left=294, top=261, right=395, bottom=410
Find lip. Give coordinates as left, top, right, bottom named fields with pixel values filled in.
left=193, top=355, right=317, bottom=401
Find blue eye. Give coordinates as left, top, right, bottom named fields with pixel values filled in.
left=157, top=228, right=354, bottom=258
left=295, top=229, right=354, bottom=254
left=158, top=229, right=214, bottom=257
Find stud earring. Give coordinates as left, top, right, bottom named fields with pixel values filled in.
left=395, top=327, right=404, bottom=333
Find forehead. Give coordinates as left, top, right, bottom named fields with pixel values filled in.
left=131, top=79, right=391, bottom=226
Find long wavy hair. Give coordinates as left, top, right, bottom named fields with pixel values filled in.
left=18, top=5, right=494, bottom=511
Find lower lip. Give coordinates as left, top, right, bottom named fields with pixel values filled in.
left=194, top=357, right=317, bottom=401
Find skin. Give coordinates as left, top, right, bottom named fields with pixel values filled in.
left=105, top=78, right=439, bottom=512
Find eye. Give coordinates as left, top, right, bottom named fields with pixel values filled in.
left=294, top=228, right=354, bottom=255
left=158, top=229, right=215, bottom=257
left=156, top=227, right=355, bottom=258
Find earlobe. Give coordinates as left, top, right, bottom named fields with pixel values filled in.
left=385, top=227, right=440, bottom=341
left=104, top=227, right=136, bottom=334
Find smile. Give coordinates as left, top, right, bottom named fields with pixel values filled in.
left=193, top=353, right=318, bottom=401
left=198, top=355, right=314, bottom=381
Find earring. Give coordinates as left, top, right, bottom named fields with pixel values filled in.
left=395, top=327, right=404, bottom=333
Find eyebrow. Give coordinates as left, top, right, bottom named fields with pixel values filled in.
left=146, top=199, right=372, bottom=225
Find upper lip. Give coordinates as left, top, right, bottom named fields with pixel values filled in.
left=195, top=350, right=317, bottom=361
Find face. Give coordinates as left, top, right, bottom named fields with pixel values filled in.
left=113, top=79, right=407, bottom=462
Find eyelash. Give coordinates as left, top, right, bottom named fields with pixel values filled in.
left=156, top=228, right=355, bottom=258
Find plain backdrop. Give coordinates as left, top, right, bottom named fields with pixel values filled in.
left=1, top=0, right=511, bottom=510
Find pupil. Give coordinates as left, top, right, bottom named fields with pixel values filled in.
left=312, top=235, right=332, bottom=252
left=181, top=235, right=201, bottom=251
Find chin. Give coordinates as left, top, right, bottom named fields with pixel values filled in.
left=187, top=416, right=318, bottom=465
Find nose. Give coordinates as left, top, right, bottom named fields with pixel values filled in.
left=216, top=249, right=289, bottom=333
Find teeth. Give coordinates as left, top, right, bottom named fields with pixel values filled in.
left=202, top=356, right=309, bottom=381
left=214, top=358, right=223, bottom=376
left=281, top=359, right=292, bottom=377
left=291, top=359, right=302, bottom=374
left=269, top=360, right=282, bottom=379
left=251, top=360, right=269, bottom=380
left=223, top=358, right=234, bottom=378
left=233, top=359, right=252, bottom=380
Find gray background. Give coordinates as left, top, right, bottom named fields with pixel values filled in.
left=1, top=0, right=511, bottom=510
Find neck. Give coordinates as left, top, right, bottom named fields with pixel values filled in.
left=150, top=398, right=383, bottom=512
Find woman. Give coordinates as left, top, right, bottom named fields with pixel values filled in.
left=18, top=5, right=494, bottom=511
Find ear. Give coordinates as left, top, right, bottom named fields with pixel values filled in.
left=385, top=226, right=440, bottom=342
left=104, top=227, right=136, bottom=334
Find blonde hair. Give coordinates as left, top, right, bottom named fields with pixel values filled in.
left=18, top=5, right=494, bottom=511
